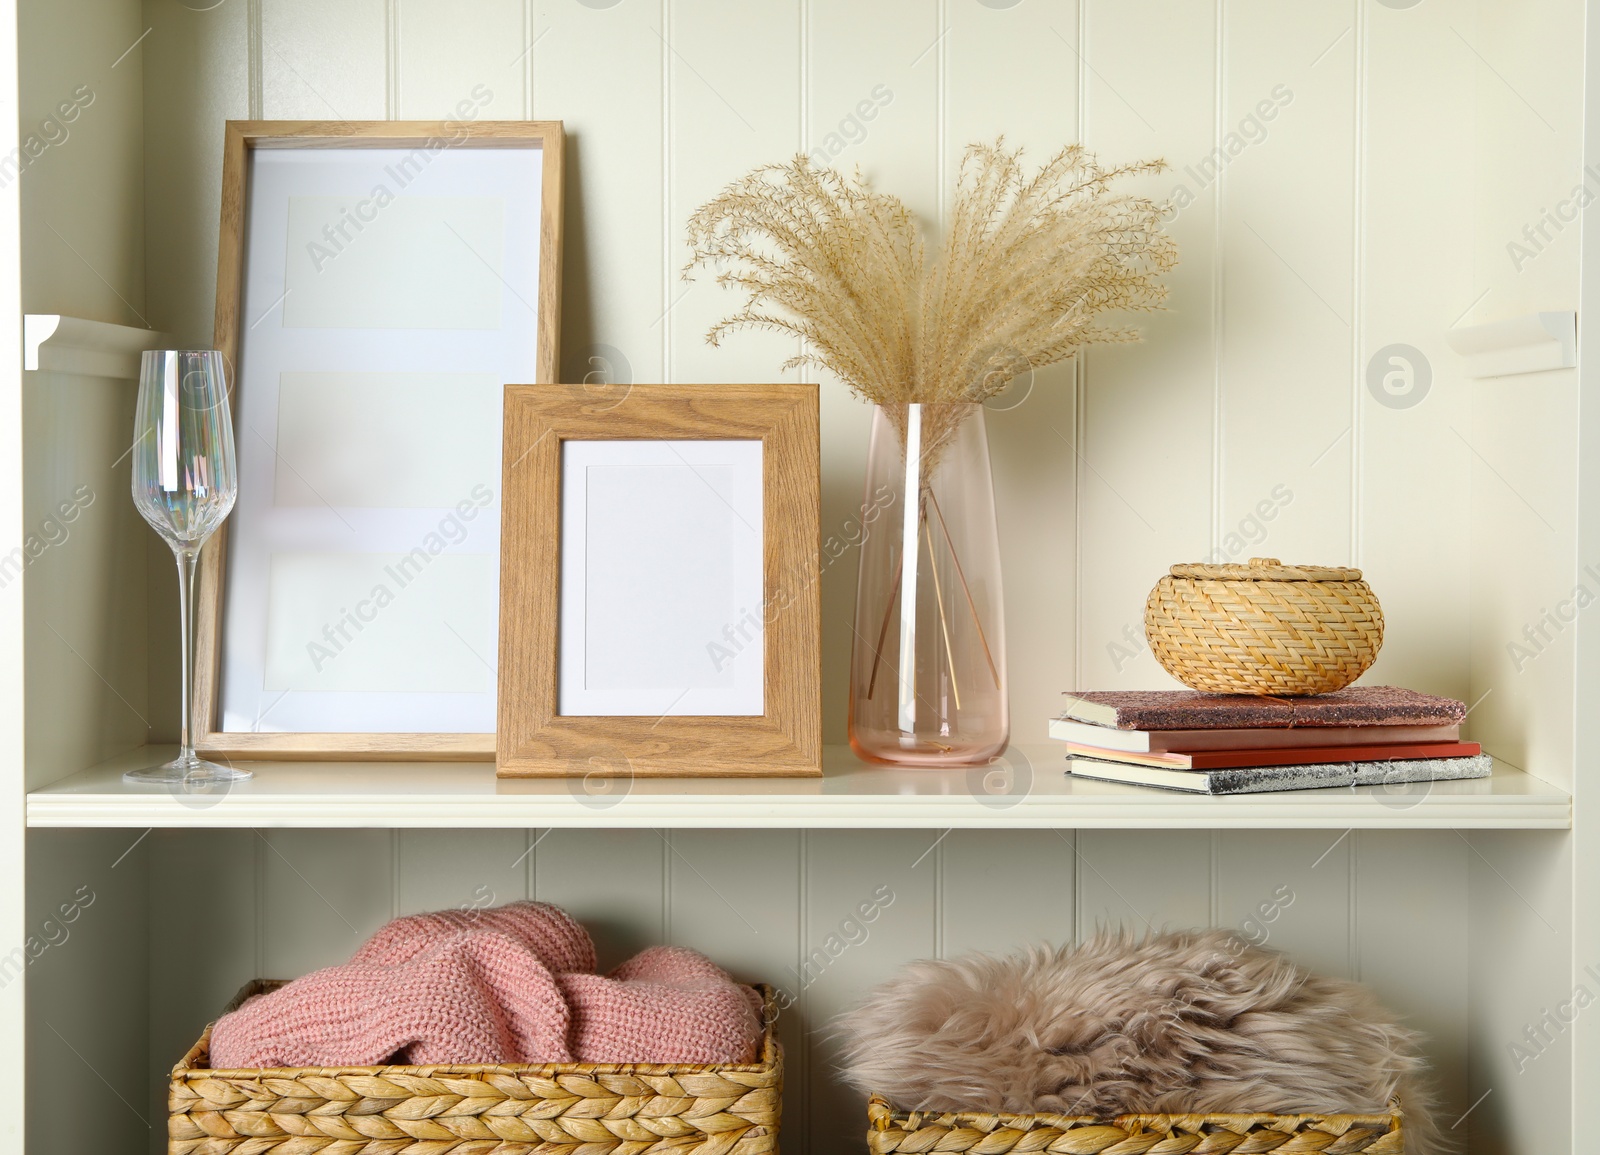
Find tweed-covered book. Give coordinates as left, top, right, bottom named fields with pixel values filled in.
left=1059, top=686, right=1466, bottom=731
left=1065, top=752, right=1493, bottom=795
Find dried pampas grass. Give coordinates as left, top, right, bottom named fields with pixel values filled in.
left=684, top=140, right=1178, bottom=412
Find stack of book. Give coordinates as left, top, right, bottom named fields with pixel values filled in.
left=1052, top=686, right=1490, bottom=794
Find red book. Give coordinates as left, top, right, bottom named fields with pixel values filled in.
left=1060, top=740, right=1482, bottom=771
left=1049, top=717, right=1459, bottom=753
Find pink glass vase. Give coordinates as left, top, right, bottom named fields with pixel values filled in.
left=848, top=403, right=1008, bottom=765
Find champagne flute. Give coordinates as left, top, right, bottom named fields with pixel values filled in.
left=124, top=350, right=249, bottom=784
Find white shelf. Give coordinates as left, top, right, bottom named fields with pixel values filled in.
left=25, top=744, right=1570, bottom=830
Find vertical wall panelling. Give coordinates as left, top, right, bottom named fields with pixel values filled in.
left=1359, top=0, right=1473, bottom=703
left=142, top=0, right=252, bottom=742
left=1210, top=1, right=1223, bottom=565
left=1468, top=376, right=1581, bottom=785
left=19, top=0, right=157, bottom=792
left=396, top=829, right=532, bottom=915
left=26, top=829, right=150, bottom=1153
left=1075, top=830, right=1211, bottom=933
left=521, top=0, right=534, bottom=119
left=1215, top=830, right=1351, bottom=982
left=397, top=0, right=526, bottom=121
left=1466, top=0, right=1582, bottom=788
left=147, top=829, right=257, bottom=1144
left=668, top=0, right=801, bottom=387
left=659, top=3, right=668, bottom=384
left=142, top=0, right=249, bottom=345
left=1354, top=832, right=1469, bottom=1138
left=1347, top=832, right=1358, bottom=982
left=533, top=0, right=665, bottom=388
left=1466, top=830, right=1573, bottom=1153
left=22, top=367, right=148, bottom=790
left=1462, top=5, right=1585, bottom=1136
left=1219, top=3, right=1356, bottom=568
left=803, top=831, right=936, bottom=1155
left=246, top=0, right=262, bottom=117
left=533, top=829, right=666, bottom=970
left=943, top=1, right=1078, bottom=165
left=386, top=0, right=400, bottom=117
left=939, top=831, right=1074, bottom=957
left=18, top=7, right=155, bottom=1149
left=260, top=0, right=387, bottom=120
left=1076, top=0, right=1220, bottom=691
left=806, top=0, right=938, bottom=742
left=945, top=0, right=1080, bottom=733
left=1574, top=0, right=1600, bottom=1133
left=668, top=830, right=802, bottom=1155
left=0, top=0, right=20, bottom=1138
left=258, top=829, right=394, bottom=978
left=19, top=0, right=147, bottom=324
left=1348, top=4, right=1364, bottom=571
left=795, top=829, right=809, bottom=1153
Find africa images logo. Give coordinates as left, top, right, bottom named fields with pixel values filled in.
left=1365, top=344, right=1431, bottom=410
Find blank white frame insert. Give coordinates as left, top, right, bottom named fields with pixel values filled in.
left=219, top=144, right=545, bottom=735
left=558, top=440, right=764, bottom=717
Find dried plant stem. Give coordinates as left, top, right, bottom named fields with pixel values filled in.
left=866, top=543, right=902, bottom=701
left=929, top=489, right=1001, bottom=691
left=867, top=492, right=991, bottom=709
left=923, top=514, right=962, bottom=711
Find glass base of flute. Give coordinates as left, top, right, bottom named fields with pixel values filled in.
left=124, top=750, right=250, bottom=785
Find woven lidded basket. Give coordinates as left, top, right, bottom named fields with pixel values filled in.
left=167, top=981, right=782, bottom=1155
left=1144, top=557, right=1384, bottom=696
left=867, top=1094, right=1404, bottom=1155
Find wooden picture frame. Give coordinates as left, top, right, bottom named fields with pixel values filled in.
left=196, top=120, right=564, bottom=760
left=497, top=384, right=821, bottom=777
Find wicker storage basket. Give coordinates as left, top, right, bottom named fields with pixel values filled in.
left=867, top=1094, right=1404, bottom=1155
left=167, top=981, right=782, bottom=1155
left=1145, top=557, right=1384, bottom=696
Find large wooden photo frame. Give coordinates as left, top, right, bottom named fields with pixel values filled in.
left=497, top=384, right=821, bottom=777
left=197, top=121, right=563, bottom=760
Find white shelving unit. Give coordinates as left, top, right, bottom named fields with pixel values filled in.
left=27, top=746, right=1572, bottom=830
left=4, top=2, right=1596, bottom=1153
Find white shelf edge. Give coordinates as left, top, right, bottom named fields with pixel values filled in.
left=23, top=809, right=1572, bottom=831
left=1444, top=310, right=1577, bottom=377
left=24, top=747, right=1571, bottom=831
left=23, top=314, right=170, bottom=378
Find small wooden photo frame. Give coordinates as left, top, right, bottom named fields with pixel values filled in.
left=197, top=120, right=563, bottom=761
left=497, top=384, right=821, bottom=777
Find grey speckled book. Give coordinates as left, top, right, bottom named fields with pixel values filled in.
left=1065, top=753, right=1493, bottom=795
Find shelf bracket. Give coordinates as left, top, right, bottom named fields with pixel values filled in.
left=1444, top=311, right=1576, bottom=378
left=24, top=314, right=171, bottom=379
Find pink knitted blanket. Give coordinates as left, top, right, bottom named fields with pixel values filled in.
left=208, top=902, right=762, bottom=1069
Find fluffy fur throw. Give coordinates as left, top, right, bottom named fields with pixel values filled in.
left=838, top=929, right=1443, bottom=1154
